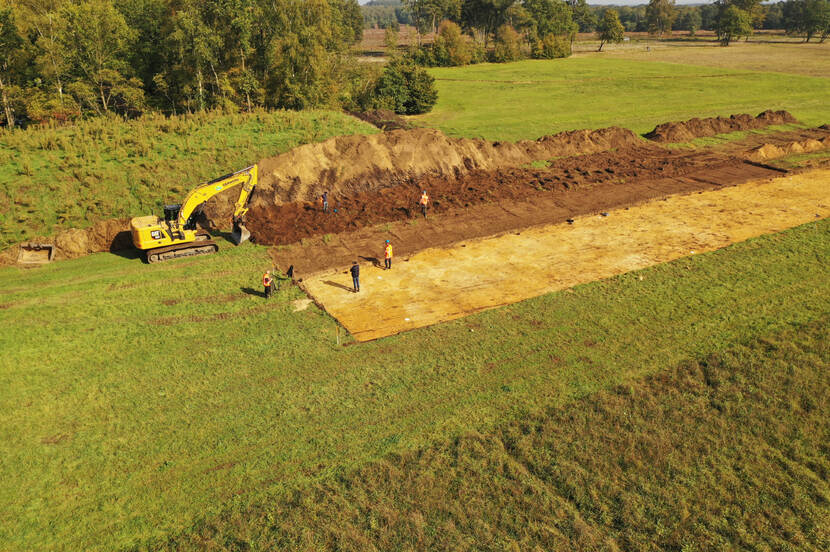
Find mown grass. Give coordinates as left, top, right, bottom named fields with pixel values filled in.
left=0, top=110, right=377, bottom=248
left=412, top=57, right=830, bottom=141
left=0, top=220, right=827, bottom=550
left=164, top=316, right=830, bottom=551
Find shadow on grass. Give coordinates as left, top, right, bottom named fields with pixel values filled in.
left=241, top=287, right=266, bottom=298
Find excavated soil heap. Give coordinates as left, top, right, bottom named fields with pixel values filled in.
left=202, top=126, right=642, bottom=223
left=645, top=110, right=799, bottom=143
left=349, top=110, right=411, bottom=131
left=0, top=218, right=132, bottom=265
left=246, top=146, right=772, bottom=248
left=748, top=136, right=830, bottom=162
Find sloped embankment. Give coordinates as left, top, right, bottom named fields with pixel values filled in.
left=645, top=110, right=799, bottom=143
left=0, top=218, right=131, bottom=265
left=203, top=126, right=642, bottom=222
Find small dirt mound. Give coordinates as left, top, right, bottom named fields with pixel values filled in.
left=747, top=136, right=830, bottom=162
left=350, top=110, right=411, bottom=131
left=645, top=110, right=799, bottom=143
left=203, top=126, right=642, bottom=223
left=0, top=218, right=132, bottom=266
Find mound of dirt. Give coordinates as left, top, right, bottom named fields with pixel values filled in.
left=747, top=136, right=830, bottom=162
left=0, top=218, right=132, bottom=266
left=349, top=110, right=411, bottom=131
left=203, top=126, right=642, bottom=224
left=645, top=110, right=799, bottom=143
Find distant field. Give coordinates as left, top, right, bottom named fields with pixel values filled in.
left=412, top=57, right=830, bottom=141
left=1, top=220, right=827, bottom=549
left=582, top=38, right=830, bottom=78
left=0, top=110, right=377, bottom=248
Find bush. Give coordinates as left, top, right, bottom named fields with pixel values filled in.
left=492, top=24, right=524, bottom=62
left=373, top=59, right=438, bottom=115
left=532, top=34, right=572, bottom=59
left=432, top=20, right=472, bottom=67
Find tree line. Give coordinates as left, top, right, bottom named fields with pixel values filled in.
left=365, top=0, right=830, bottom=45
left=0, top=0, right=444, bottom=127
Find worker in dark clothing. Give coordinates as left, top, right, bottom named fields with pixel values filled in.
left=322, top=191, right=329, bottom=212
left=263, top=270, right=273, bottom=299
left=350, top=261, right=360, bottom=292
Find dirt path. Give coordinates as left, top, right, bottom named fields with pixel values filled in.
left=302, top=170, right=830, bottom=342
left=266, top=157, right=783, bottom=276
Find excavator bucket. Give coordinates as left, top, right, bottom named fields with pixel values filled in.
left=230, top=221, right=251, bottom=245
left=17, top=242, right=55, bottom=264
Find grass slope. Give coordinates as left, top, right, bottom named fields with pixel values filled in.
left=412, top=58, right=830, bottom=141
left=0, top=220, right=827, bottom=550
left=0, top=110, right=377, bottom=248
left=165, top=317, right=830, bottom=552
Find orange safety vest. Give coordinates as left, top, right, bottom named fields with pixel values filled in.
left=420, top=192, right=429, bottom=205
left=385, top=244, right=393, bottom=259
left=263, top=273, right=272, bottom=287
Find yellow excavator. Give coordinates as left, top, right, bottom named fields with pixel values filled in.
left=130, top=165, right=257, bottom=263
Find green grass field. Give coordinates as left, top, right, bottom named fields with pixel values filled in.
left=1, top=221, right=827, bottom=549
left=412, top=57, right=830, bottom=141
left=0, top=110, right=376, bottom=249
left=166, top=317, right=830, bottom=551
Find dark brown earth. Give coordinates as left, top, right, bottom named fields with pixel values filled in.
left=349, top=109, right=411, bottom=131
left=256, top=150, right=786, bottom=276
left=644, top=110, right=799, bottom=142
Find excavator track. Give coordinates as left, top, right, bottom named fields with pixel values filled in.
left=145, top=233, right=218, bottom=263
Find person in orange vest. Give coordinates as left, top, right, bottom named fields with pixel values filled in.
left=419, top=190, right=429, bottom=218
left=384, top=239, right=393, bottom=270
left=263, top=270, right=273, bottom=299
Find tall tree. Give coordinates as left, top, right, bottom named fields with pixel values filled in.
left=460, top=0, right=515, bottom=48
left=56, top=0, right=143, bottom=114
left=717, top=3, right=753, bottom=45
left=0, top=7, right=24, bottom=126
left=596, top=8, right=624, bottom=51
left=646, top=0, right=676, bottom=37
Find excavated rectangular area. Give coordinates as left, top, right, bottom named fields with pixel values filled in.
left=303, top=170, right=829, bottom=342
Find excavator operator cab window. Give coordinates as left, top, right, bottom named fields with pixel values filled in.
left=164, top=204, right=181, bottom=222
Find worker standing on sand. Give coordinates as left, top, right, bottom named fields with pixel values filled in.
left=263, top=270, right=273, bottom=299
left=384, top=240, right=393, bottom=270
left=419, top=190, right=429, bottom=218
left=322, top=191, right=329, bottom=213
left=351, top=261, right=360, bottom=292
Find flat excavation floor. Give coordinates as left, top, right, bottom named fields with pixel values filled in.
left=303, top=170, right=830, bottom=341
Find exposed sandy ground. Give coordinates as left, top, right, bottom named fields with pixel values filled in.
left=302, top=170, right=830, bottom=342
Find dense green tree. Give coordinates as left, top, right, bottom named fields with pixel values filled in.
left=783, top=0, right=830, bottom=42
left=492, top=23, right=523, bottom=61
left=0, top=7, right=24, bottom=126
left=460, top=0, right=514, bottom=47
left=524, top=0, right=577, bottom=39
left=646, top=0, right=676, bottom=37
left=717, top=4, right=753, bottom=45
left=374, top=58, right=437, bottom=114
left=568, top=0, right=596, bottom=32
left=596, top=8, right=624, bottom=51
left=57, top=0, right=143, bottom=115
left=432, top=20, right=472, bottom=65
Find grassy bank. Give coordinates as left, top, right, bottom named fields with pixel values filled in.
left=165, top=317, right=830, bottom=551
left=0, top=220, right=827, bottom=550
left=0, top=110, right=377, bottom=248
left=412, top=57, right=830, bottom=141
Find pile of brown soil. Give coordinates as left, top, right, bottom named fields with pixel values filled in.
left=246, top=146, right=768, bottom=249
left=349, top=110, right=411, bottom=131
left=747, top=136, right=830, bottom=162
left=645, top=110, right=799, bottom=143
left=0, top=218, right=131, bottom=266
left=202, top=126, right=642, bottom=223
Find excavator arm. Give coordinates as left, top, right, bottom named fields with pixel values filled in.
left=177, top=164, right=258, bottom=230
